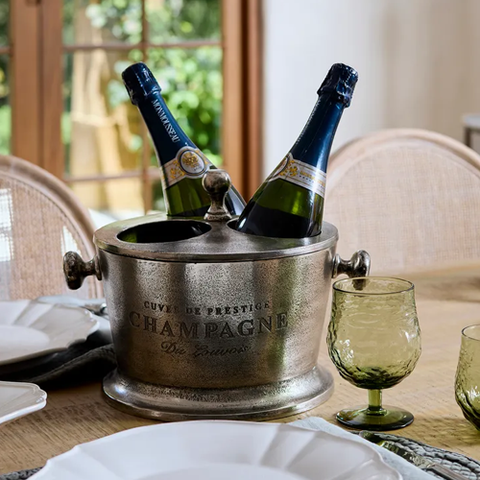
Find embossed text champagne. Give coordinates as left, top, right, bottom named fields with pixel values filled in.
left=122, top=62, right=246, bottom=217
left=236, top=63, right=358, bottom=237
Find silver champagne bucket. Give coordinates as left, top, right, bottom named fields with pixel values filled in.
left=63, top=170, right=370, bottom=421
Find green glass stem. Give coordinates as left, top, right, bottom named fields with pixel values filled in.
left=367, top=389, right=386, bottom=415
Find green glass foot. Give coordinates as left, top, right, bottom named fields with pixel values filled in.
left=336, top=404, right=414, bottom=431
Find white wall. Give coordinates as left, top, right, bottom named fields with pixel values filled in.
left=263, top=0, right=480, bottom=176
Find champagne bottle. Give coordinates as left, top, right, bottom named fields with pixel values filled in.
left=236, top=63, right=358, bottom=238
left=122, top=62, right=246, bottom=218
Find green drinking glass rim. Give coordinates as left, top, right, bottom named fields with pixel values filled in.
left=461, top=324, right=480, bottom=342
left=333, top=276, right=414, bottom=296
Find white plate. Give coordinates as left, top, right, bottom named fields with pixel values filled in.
left=0, top=381, right=47, bottom=425
left=31, top=420, right=401, bottom=480
left=37, top=295, right=111, bottom=342
left=0, top=300, right=99, bottom=365
left=37, top=295, right=107, bottom=317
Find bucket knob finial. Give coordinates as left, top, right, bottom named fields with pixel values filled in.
left=202, top=168, right=232, bottom=222
left=63, top=251, right=102, bottom=290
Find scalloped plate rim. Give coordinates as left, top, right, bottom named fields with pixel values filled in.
left=0, top=380, right=47, bottom=425
left=0, top=300, right=100, bottom=366
left=30, top=420, right=402, bottom=480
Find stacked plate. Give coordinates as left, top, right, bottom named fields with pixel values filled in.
left=0, top=298, right=104, bottom=425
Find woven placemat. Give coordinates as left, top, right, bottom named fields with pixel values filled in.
left=370, top=431, right=480, bottom=479
left=0, top=468, right=41, bottom=480
left=1, top=431, right=479, bottom=479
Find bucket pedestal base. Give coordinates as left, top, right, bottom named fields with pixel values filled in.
left=102, top=365, right=334, bottom=421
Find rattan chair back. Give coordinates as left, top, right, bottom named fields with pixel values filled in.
left=324, top=129, right=480, bottom=274
left=0, top=155, right=100, bottom=299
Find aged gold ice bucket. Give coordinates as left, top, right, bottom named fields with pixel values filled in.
left=63, top=170, right=370, bottom=421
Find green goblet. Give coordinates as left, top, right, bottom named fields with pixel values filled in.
left=327, top=277, right=421, bottom=430
left=455, top=324, right=480, bottom=430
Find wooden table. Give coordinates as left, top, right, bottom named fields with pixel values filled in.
left=2, top=265, right=480, bottom=474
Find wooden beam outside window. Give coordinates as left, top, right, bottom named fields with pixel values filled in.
left=40, top=0, right=63, bottom=178
left=11, top=0, right=63, bottom=176
left=222, top=0, right=263, bottom=200
left=11, top=1, right=41, bottom=166
left=245, top=0, right=263, bottom=198
left=63, top=40, right=221, bottom=52
left=222, top=0, right=244, bottom=197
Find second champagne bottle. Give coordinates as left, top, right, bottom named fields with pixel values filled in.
left=236, top=63, right=358, bottom=238
left=122, top=62, right=246, bottom=218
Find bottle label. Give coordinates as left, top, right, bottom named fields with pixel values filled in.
left=268, top=153, right=326, bottom=197
left=160, top=147, right=210, bottom=188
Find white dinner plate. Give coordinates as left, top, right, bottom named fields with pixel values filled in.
left=0, top=381, right=47, bottom=425
left=0, top=300, right=99, bottom=365
left=37, top=295, right=108, bottom=318
left=31, top=420, right=401, bottom=480
left=37, top=295, right=111, bottom=342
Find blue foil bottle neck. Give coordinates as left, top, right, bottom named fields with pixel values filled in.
left=123, top=63, right=200, bottom=165
left=289, top=92, right=346, bottom=172
left=317, top=63, right=358, bottom=107
left=122, top=62, right=162, bottom=105
left=136, top=92, right=196, bottom=164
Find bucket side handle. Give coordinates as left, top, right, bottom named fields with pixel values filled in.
left=332, top=250, right=371, bottom=279
left=63, top=252, right=102, bottom=290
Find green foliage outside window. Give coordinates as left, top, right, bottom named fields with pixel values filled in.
left=63, top=0, right=223, bottom=172
left=0, top=0, right=222, bottom=176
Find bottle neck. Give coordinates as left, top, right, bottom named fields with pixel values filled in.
left=289, top=93, right=346, bottom=172
left=136, top=90, right=199, bottom=165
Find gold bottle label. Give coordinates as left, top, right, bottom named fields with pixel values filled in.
left=267, top=153, right=326, bottom=197
left=160, top=147, right=209, bottom=188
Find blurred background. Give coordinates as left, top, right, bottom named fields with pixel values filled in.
left=263, top=0, right=480, bottom=174
left=2, top=0, right=480, bottom=224
left=3, top=0, right=232, bottom=224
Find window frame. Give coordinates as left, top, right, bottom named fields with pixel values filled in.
left=10, top=0, right=262, bottom=207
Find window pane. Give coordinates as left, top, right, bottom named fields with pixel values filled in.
left=0, top=55, right=10, bottom=154
left=147, top=46, right=223, bottom=167
left=70, top=177, right=144, bottom=220
left=0, top=0, right=8, bottom=46
left=147, top=0, right=220, bottom=43
left=63, top=50, right=143, bottom=178
left=63, top=0, right=142, bottom=45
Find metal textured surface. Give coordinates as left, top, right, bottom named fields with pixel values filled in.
left=202, top=169, right=233, bottom=222
left=96, top=238, right=368, bottom=418
left=102, top=366, right=334, bottom=421
left=94, top=215, right=339, bottom=262
left=99, top=244, right=336, bottom=389
left=63, top=252, right=102, bottom=290
left=63, top=196, right=370, bottom=420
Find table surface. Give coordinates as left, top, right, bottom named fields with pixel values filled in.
left=2, top=264, right=480, bottom=474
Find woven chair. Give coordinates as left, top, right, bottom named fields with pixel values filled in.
left=324, top=129, right=480, bottom=275
left=0, top=155, right=101, bottom=300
